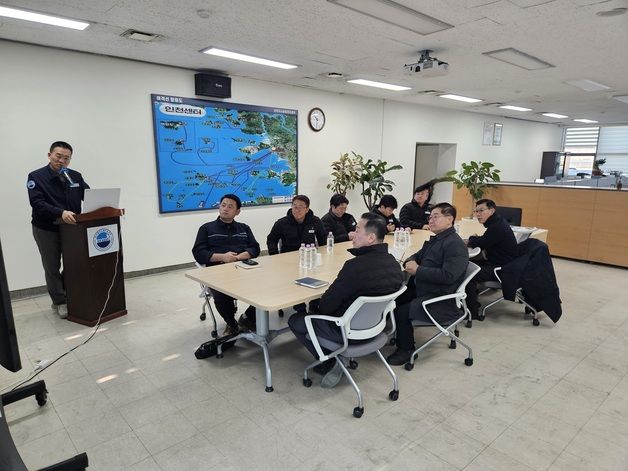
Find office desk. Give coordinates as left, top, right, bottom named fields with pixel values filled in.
left=456, top=218, right=549, bottom=244
left=185, top=232, right=433, bottom=392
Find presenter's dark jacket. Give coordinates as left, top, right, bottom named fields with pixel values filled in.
left=370, top=206, right=401, bottom=231
left=467, top=212, right=517, bottom=267
left=266, top=208, right=326, bottom=255
left=27, top=165, right=89, bottom=232
left=319, top=243, right=403, bottom=317
left=399, top=200, right=431, bottom=230
left=192, top=217, right=260, bottom=266
left=321, top=211, right=357, bottom=243
left=404, top=227, right=468, bottom=323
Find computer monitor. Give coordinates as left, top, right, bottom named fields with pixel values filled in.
left=497, top=206, right=522, bottom=226
left=0, top=239, right=21, bottom=373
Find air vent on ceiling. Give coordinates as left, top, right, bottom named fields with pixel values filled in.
left=121, top=30, right=160, bottom=42
left=416, top=90, right=444, bottom=95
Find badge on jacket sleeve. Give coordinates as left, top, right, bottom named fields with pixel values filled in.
left=27, top=180, right=36, bottom=189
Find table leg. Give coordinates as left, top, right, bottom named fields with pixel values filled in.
left=256, top=308, right=273, bottom=392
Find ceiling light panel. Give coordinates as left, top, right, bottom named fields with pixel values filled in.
left=327, top=0, right=453, bottom=35
left=573, top=118, right=598, bottom=123
left=564, top=79, right=610, bottom=91
left=483, top=48, right=554, bottom=70
left=612, top=95, right=628, bottom=104
left=202, top=48, right=298, bottom=69
left=500, top=105, right=532, bottom=111
left=439, top=94, right=482, bottom=103
left=0, top=5, right=89, bottom=30
left=347, top=79, right=411, bottom=91
left=542, top=113, right=568, bottom=118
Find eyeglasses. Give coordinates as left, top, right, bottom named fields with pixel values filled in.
left=53, top=154, right=72, bottom=162
left=428, top=214, right=444, bottom=221
left=473, top=208, right=489, bottom=214
left=292, top=204, right=307, bottom=210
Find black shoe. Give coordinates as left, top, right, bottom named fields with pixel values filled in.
left=313, top=359, right=335, bottom=375
left=237, top=315, right=256, bottom=332
left=386, top=348, right=413, bottom=366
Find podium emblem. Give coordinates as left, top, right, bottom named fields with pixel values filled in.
left=86, top=224, right=119, bottom=257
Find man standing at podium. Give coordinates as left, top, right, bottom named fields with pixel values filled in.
left=27, top=141, right=89, bottom=319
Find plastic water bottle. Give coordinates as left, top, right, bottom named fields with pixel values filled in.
left=404, top=227, right=411, bottom=248
left=326, top=232, right=334, bottom=253
left=299, top=243, right=306, bottom=268
left=393, top=228, right=400, bottom=249
left=307, top=244, right=315, bottom=269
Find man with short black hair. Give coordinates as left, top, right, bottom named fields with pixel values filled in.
left=465, top=198, right=518, bottom=320
left=321, top=194, right=357, bottom=242
left=371, top=194, right=401, bottom=233
left=399, top=181, right=434, bottom=230
left=387, top=203, right=468, bottom=365
left=289, top=212, right=403, bottom=387
left=27, top=141, right=90, bottom=319
left=192, top=194, right=260, bottom=335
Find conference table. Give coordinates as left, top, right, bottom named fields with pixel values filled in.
left=185, top=223, right=548, bottom=392
left=185, top=230, right=433, bottom=392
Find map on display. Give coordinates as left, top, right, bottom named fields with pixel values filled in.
left=151, top=94, right=298, bottom=213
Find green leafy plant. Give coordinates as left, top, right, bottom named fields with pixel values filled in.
left=359, top=159, right=403, bottom=210
left=327, top=152, right=363, bottom=195
left=446, top=161, right=501, bottom=212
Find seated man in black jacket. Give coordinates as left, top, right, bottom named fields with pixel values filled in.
left=465, top=199, right=518, bottom=320
left=399, top=181, right=434, bottom=230
left=289, top=213, right=404, bottom=388
left=321, top=194, right=357, bottom=243
left=387, top=203, right=469, bottom=365
left=267, top=194, right=327, bottom=313
left=192, top=194, right=260, bottom=336
left=371, top=194, right=401, bottom=233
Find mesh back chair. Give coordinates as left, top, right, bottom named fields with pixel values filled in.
left=497, top=206, right=522, bottom=226
left=478, top=267, right=540, bottom=325
left=195, top=262, right=218, bottom=338
left=302, top=285, right=407, bottom=418
left=404, top=262, right=480, bottom=371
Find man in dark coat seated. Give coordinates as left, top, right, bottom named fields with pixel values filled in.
left=399, top=180, right=434, bottom=230
left=387, top=203, right=468, bottom=365
left=321, top=194, right=357, bottom=243
left=465, top=199, right=518, bottom=320
left=289, top=212, right=403, bottom=388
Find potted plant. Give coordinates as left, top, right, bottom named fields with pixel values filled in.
left=326, top=152, right=363, bottom=196
left=592, top=158, right=606, bottom=177
left=446, top=161, right=501, bottom=215
left=359, top=158, right=403, bottom=210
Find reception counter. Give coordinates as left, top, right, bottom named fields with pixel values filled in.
left=452, top=183, right=628, bottom=268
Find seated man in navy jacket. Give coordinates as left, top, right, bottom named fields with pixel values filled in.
left=387, top=203, right=468, bottom=365
left=289, top=212, right=403, bottom=388
left=192, top=194, right=260, bottom=336
left=465, top=199, right=518, bottom=320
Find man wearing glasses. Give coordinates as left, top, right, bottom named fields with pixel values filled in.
left=465, top=199, right=518, bottom=320
left=387, top=203, right=468, bottom=365
left=27, top=141, right=89, bottom=319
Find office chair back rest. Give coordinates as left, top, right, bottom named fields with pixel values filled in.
left=496, top=206, right=522, bottom=226
left=457, top=262, right=481, bottom=294
left=345, top=286, right=407, bottom=341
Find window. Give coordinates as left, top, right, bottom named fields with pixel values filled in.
left=563, top=127, right=599, bottom=174
left=597, top=126, right=628, bottom=174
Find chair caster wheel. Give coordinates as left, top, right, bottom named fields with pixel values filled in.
left=349, top=360, right=358, bottom=370
left=389, top=390, right=399, bottom=401
left=466, top=320, right=472, bottom=328
left=533, top=318, right=540, bottom=326
left=404, top=362, right=414, bottom=371
left=465, top=358, right=473, bottom=366
left=389, top=338, right=396, bottom=346
left=200, top=313, right=206, bottom=321
left=478, top=314, right=485, bottom=321
left=211, top=330, right=217, bottom=338
left=303, top=378, right=312, bottom=387
left=353, top=407, right=364, bottom=418
left=278, top=309, right=284, bottom=318
left=265, top=386, right=274, bottom=393
left=216, top=353, right=223, bottom=359
left=449, top=340, right=456, bottom=349
left=35, top=391, right=48, bottom=406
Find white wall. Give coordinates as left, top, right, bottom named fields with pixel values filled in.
left=0, top=41, right=562, bottom=291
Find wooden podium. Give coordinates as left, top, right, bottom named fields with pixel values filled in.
left=59, top=207, right=127, bottom=326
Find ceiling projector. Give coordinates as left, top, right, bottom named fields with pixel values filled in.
left=404, top=50, right=449, bottom=77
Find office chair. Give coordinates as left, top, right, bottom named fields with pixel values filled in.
left=496, top=206, right=522, bottom=226
left=195, top=262, right=218, bottom=338
left=302, top=286, right=407, bottom=418
left=477, top=268, right=539, bottom=325
left=404, top=262, right=480, bottom=371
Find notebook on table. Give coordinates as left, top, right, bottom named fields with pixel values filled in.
left=295, top=277, right=329, bottom=289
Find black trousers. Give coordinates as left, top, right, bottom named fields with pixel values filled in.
left=32, top=225, right=65, bottom=305
left=209, top=289, right=255, bottom=328
left=465, top=263, right=499, bottom=316
left=288, top=311, right=343, bottom=359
